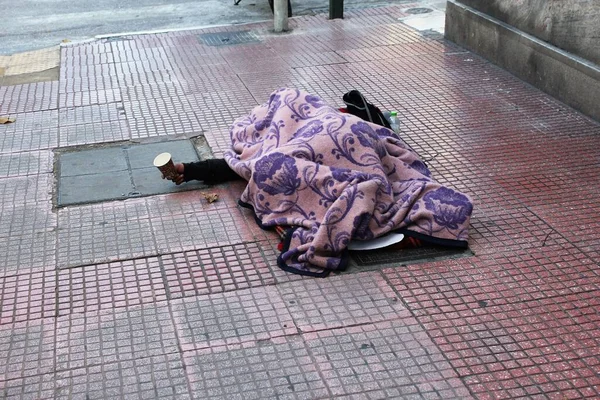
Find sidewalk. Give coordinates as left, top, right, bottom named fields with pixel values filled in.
left=1, top=5, right=599, bottom=399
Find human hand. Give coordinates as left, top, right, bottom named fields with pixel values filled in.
left=162, top=163, right=185, bottom=185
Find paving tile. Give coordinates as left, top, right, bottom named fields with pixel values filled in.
left=58, top=87, right=122, bottom=108
left=55, top=303, right=177, bottom=371
left=58, top=102, right=126, bottom=126
left=0, top=203, right=56, bottom=239
left=1, top=352, right=191, bottom=399
left=57, top=215, right=156, bottom=268
left=161, top=242, right=277, bottom=299
left=184, top=336, right=329, bottom=400
left=0, top=81, right=59, bottom=115
left=0, top=174, right=53, bottom=207
left=186, top=89, right=258, bottom=132
left=0, top=373, right=56, bottom=400
left=58, top=119, right=131, bottom=146
left=304, top=320, right=471, bottom=398
left=54, top=353, right=191, bottom=399
left=0, top=151, right=53, bottom=178
left=0, top=318, right=56, bottom=382
left=149, top=204, right=253, bottom=254
left=171, top=285, right=297, bottom=351
left=57, top=257, right=167, bottom=315
left=58, top=71, right=120, bottom=94
left=57, top=199, right=156, bottom=268
left=0, top=231, right=57, bottom=276
left=0, top=110, right=59, bottom=154
left=277, top=271, right=410, bottom=332
left=0, top=271, right=56, bottom=325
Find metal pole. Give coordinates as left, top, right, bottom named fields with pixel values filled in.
left=274, top=0, right=289, bottom=32
left=329, top=0, right=344, bottom=19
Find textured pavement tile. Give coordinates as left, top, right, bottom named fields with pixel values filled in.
left=0, top=318, right=55, bottom=382
left=58, top=87, right=122, bottom=108
left=149, top=205, right=252, bottom=254
left=304, top=320, right=471, bottom=398
left=0, top=271, right=56, bottom=325
left=0, top=373, right=56, bottom=399
left=57, top=199, right=156, bottom=268
left=277, top=271, right=409, bottom=332
left=57, top=216, right=156, bottom=268
left=0, top=151, right=53, bottom=178
left=0, top=81, right=59, bottom=115
left=184, top=336, right=329, bottom=400
left=57, top=257, right=166, bottom=315
left=0, top=203, right=56, bottom=239
left=54, top=353, right=191, bottom=400
left=58, top=102, right=127, bottom=127
left=0, top=111, right=58, bottom=154
left=0, top=231, right=57, bottom=276
left=172, top=286, right=297, bottom=351
left=161, top=242, right=276, bottom=299
left=59, top=119, right=130, bottom=147
left=55, top=303, right=177, bottom=371
left=0, top=174, right=53, bottom=207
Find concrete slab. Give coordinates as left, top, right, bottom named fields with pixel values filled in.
left=59, top=147, right=127, bottom=177
left=58, top=170, right=133, bottom=205
left=56, top=139, right=209, bottom=205
left=125, top=140, right=199, bottom=170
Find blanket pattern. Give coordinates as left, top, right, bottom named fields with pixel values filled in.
left=224, top=88, right=473, bottom=276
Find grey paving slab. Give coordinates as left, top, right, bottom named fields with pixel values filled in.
left=55, top=303, right=178, bottom=371
left=0, top=318, right=56, bottom=382
left=172, top=286, right=297, bottom=351
left=125, top=140, right=199, bottom=169
left=59, top=147, right=128, bottom=177
left=58, top=170, right=134, bottom=206
left=131, top=167, right=206, bottom=196
left=184, top=336, right=329, bottom=400
left=277, top=272, right=410, bottom=332
left=304, top=321, right=471, bottom=398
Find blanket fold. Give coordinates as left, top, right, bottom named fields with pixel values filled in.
left=224, top=88, right=473, bottom=276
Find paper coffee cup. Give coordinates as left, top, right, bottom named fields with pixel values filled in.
left=153, top=152, right=177, bottom=180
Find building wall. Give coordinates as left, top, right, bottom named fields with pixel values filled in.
left=458, top=0, right=600, bottom=65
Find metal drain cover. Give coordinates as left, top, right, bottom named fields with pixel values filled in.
left=351, top=245, right=470, bottom=267
left=405, top=7, right=434, bottom=14
left=198, top=31, right=260, bottom=46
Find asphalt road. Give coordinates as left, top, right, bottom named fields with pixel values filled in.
left=0, top=0, right=413, bottom=55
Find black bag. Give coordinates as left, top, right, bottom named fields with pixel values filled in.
left=342, top=90, right=392, bottom=130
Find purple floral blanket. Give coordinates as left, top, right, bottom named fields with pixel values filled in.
left=224, top=88, right=473, bottom=276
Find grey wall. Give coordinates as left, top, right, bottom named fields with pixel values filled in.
left=458, top=0, right=600, bottom=65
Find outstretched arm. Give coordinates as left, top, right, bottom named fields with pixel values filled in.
left=176, top=159, right=242, bottom=185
